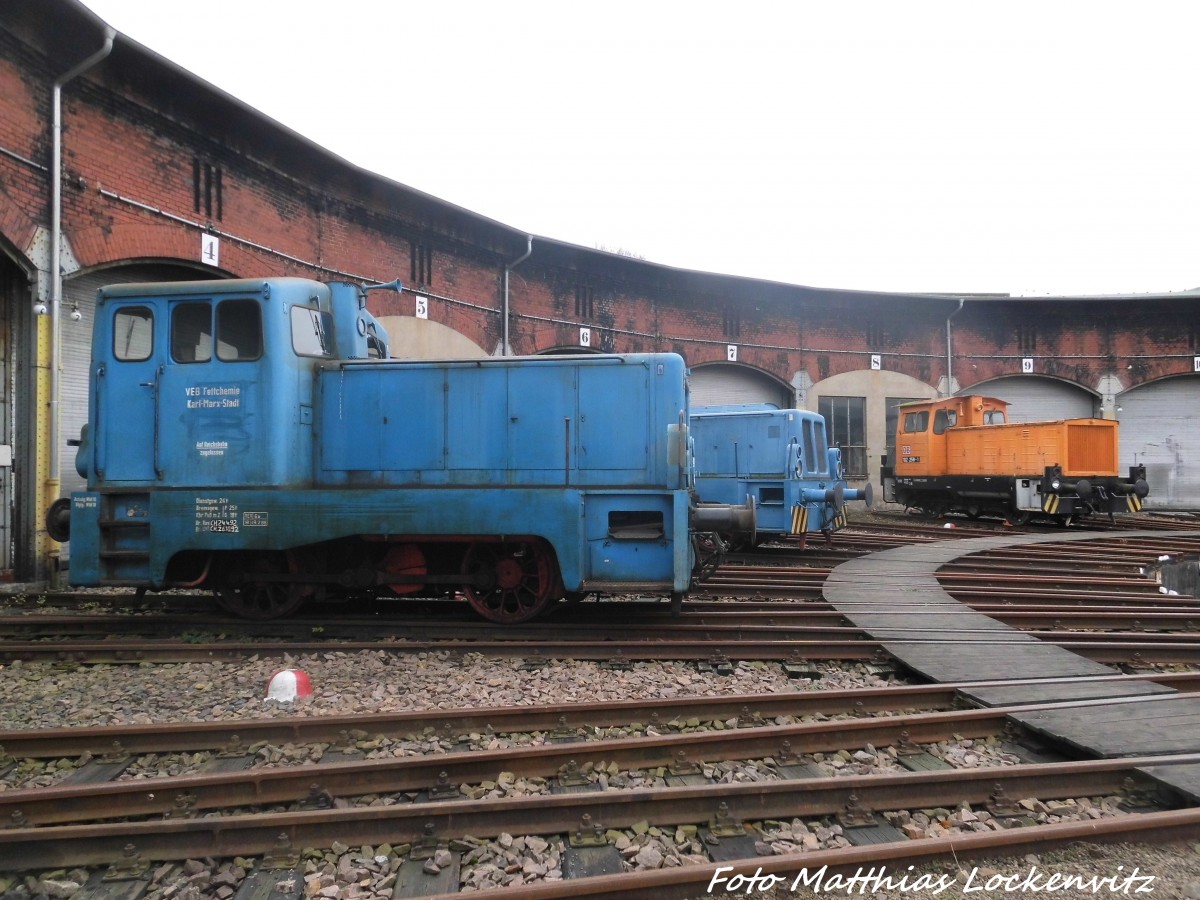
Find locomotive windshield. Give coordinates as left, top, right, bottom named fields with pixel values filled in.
left=903, top=410, right=929, bottom=433
left=172, top=299, right=262, bottom=362
left=216, top=300, right=262, bottom=361
left=809, top=420, right=828, bottom=474
left=933, top=409, right=957, bottom=434
left=291, top=305, right=334, bottom=357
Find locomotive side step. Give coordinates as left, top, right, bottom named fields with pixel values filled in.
left=97, top=494, right=153, bottom=583
left=580, top=581, right=675, bottom=592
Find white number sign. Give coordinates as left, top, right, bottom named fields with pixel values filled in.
left=201, top=234, right=220, bottom=267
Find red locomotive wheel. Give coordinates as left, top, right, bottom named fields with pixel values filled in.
left=461, top=540, right=557, bottom=624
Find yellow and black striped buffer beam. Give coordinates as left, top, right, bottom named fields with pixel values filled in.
left=1042, top=495, right=1061, bottom=514
left=1126, top=495, right=1143, bottom=512
left=790, top=505, right=809, bottom=535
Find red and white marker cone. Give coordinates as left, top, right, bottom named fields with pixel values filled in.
left=265, top=668, right=313, bottom=702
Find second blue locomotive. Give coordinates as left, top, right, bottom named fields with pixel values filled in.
left=691, top=405, right=872, bottom=547
left=52, top=277, right=761, bottom=622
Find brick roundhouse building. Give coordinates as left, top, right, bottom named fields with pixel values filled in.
left=2, top=0, right=1198, bottom=583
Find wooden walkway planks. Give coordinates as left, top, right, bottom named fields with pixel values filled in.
left=823, top=528, right=1200, bottom=800
left=884, top=640, right=1116, bottom=684
left=963, top=678, right=1174, bottom=707
left=1138, top=763, right=1200, bottom=804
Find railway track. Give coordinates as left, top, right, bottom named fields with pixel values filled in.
left=4, top=684, right=1200, bottom=880
left=7, top=673, right=1200, bottom=761
left=6, top=602, right=1200, bottom=640
left=5, top=634, right=1200, bottom=667
left=4, top=533, right=1200, bottom=665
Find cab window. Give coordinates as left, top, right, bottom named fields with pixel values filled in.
left=903, top=411, right=929, bottom=433
left=933, top=409, right=958, bottom=434
left=802, top=420, right=817, bottom=474
left=291, top=305, right=334, bottom=357
left=172, top=302, right=212, bottom=363
left=216, top=299, right=262, bottom=361
left=984, top=410, right=1007, bottom=424
left=113, top=306, right=153, bottom=361
left=810, top=420, right=828, bottom=473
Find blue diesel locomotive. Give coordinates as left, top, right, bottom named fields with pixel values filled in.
left=691, top=405, right=872, bottom=547
left=48, top=277, right=754, bottom=623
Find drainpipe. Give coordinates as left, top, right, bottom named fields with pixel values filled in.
left=944, top=298, right=965, bottom=397
left=50, top=27, right=116, bottom=478
left=501, top=236, right=532, bottom=356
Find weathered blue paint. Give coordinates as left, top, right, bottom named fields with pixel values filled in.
left=691, top=404, right=868, bottom=537
left=65, top=277, right=718, bottom=605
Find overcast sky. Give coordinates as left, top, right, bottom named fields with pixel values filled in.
left=78, top=0, right=1199, bottom=297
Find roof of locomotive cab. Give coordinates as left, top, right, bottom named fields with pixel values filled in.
left=692, top=403, right=779, bottom=415
left=896, top=395, right=1010, bottom=410
left=96, top=277, right=325, bottom=300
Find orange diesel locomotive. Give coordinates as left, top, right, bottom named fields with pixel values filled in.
left=881, top=395, right=1149, bottom=525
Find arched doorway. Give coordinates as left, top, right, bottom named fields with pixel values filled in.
left=810, top=369, right=937, bottom=487
left=689, top=363, right=791, bottom=408
left=968, top=375, right=1097, bottom=422
left=375, top=315, right=487, bottom=360
left=1117, top=375, right=1200, bottom=509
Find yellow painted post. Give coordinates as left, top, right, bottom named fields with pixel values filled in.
left=34, top=311, right=58, bottom=586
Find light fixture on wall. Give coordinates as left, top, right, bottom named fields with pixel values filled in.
left=33, top=300, right=47, bottom=316
left=70, top=303, right=82, bottom=322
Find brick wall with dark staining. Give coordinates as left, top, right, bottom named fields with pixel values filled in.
left=0, top=31, right=52, bottom=251
left=4, top=6, right=1200, bottom=392
left=816, top=354, right=831, bottom=380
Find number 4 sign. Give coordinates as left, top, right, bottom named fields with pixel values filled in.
left=200, top=233, right=219, bottom=267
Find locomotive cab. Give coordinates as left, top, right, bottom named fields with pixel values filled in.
left=62, top=278, right=391, bottom=587
left=73, top=278, right=386, bottom=491
left=691, top=404, right=871, bottom=546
